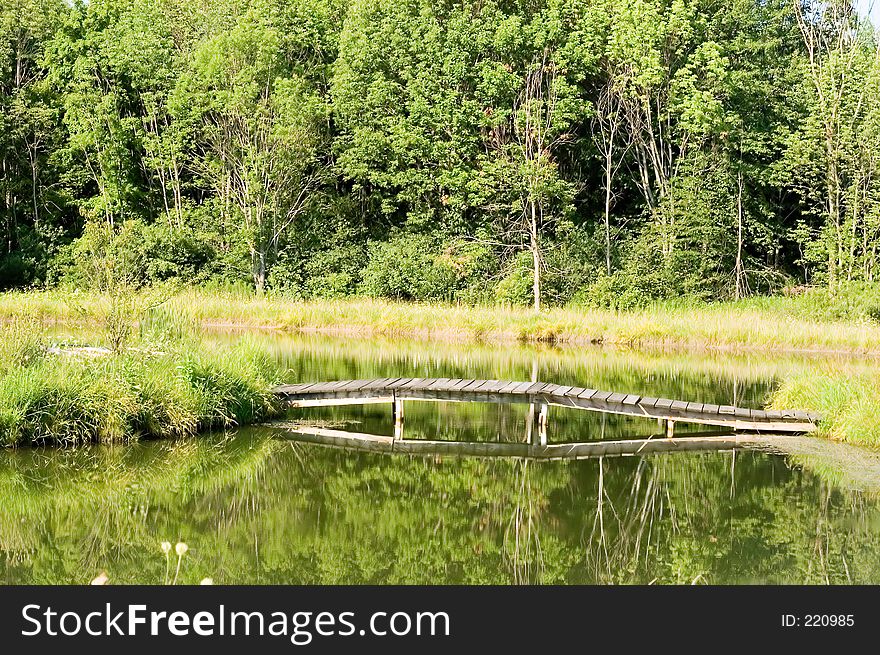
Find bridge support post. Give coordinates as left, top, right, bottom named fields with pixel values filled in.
left=538, top=403, right=549, bottom=446
left=393, top=392, right=404, bottom=441
left=666, top=420, right=675, bottom=439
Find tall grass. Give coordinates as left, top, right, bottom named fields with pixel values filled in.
left=770, top=371, right=880, bottom=447
left=0, top=323, right=283, bottom=447
left=4, top=288, right=880, bottom=353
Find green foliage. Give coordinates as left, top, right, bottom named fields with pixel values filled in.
left=56, top=220, right=215, bottom=289
left=0, top=324, right=282, bottom=446
left=359, top=234, right=457, bottom=301
left=494, top=251, right=533, bottom=306
left=1, top=0, right=880, bottom=308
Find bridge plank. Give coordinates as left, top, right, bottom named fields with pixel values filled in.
left=362, top=378, right=393, bottom=391
left=284, top=383, right=315, bottom=394
left=276, top=379, right=818, bottom=434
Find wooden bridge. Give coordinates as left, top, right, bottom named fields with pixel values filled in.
left=273, top=378, right=820, bottom=438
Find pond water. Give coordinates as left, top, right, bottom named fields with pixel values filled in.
left=2, top=333, right=880, bottom=584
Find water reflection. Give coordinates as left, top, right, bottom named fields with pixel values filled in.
left=1, top=425, right=880, bottom=585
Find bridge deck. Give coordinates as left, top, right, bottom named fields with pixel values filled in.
left=274, top=378, right=820, bottom=433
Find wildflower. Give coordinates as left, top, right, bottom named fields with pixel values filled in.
left=200, top=578, right=214, bottom=585
left=90, top=572, right=109, bottom=586
left=161, top=541, right=172, bottom=554
left=175, top=542, right=188, bottom=556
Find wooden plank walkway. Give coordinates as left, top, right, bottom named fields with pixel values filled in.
left=274, top=378, right=820, bottom=433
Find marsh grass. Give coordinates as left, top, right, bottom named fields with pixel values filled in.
left=771, top=371, right=880, bottom=447
left=0, top=323, right=283, bottom=447
left=4, top=288, right=880, bottom=353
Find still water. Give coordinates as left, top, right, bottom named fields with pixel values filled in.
left=2, top=334, right=880, bottom=584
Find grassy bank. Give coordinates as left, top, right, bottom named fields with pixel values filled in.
left=4, top=288, right=880, bottom=353
left=0, top=321, right=282, bottom=447
left=771, top=372, right=880, bottom=447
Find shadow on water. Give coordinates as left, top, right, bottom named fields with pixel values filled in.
left=3, top=331, right=880, bottom=585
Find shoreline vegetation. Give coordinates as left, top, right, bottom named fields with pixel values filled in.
left=0, top=288, right=880, bottom=447
left=4, top=288, right=880, bottom=354
left=0, top=316, right=282, bottom=447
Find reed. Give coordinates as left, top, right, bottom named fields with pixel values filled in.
left=4, top=288, right=880, bottom=353
left=0, top=323, right=283, bottom=447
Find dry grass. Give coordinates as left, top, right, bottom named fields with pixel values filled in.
left=3, top=289, right=880, bottom=353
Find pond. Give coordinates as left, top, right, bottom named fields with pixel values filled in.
left=2, top=333, right=880, bottom=584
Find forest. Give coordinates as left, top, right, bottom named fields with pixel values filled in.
left=2, top=0, right=879, bottom=309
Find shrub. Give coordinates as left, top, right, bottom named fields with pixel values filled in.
left=359, top=234, right=457, bottom=301
left=55, top=220, right=216, bottom=290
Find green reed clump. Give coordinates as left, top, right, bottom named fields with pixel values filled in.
left=0, top=326, right=283, bottom=447
left=770, top=371, right=880, bottom=447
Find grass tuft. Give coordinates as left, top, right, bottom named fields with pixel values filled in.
left=770, top=371, right=880, bottom=447
left=0, top=325, right=283, bottom=447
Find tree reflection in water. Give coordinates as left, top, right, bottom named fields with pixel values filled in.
left=1, top=426, right=880, bottom=584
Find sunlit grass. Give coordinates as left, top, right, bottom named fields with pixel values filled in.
left=0, top=322, right=283, bottom=447
left=771, top=371, right=880, bottom=446
left=3, top=288, right=880, bottom=353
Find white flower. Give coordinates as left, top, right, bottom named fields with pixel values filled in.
left=90, top=572, right=109, bottom=586
left=200, top=578, right=214, bottom=585
left=161, top=541, right=172, bottom=554
left=175, top=542, right=188, bottom=556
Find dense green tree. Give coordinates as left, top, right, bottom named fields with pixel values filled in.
left=1, top=0, right=879, bottom=305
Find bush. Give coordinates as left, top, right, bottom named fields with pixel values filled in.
left=494, top=251, right=534, bottom=305
left=55, top=220, right=216, bottom=290
left=359, top=234, right=456, bottom=301
left=267, top=245, right=368, bottom=299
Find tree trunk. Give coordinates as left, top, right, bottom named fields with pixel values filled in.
left=604, top=151, right=613, bottom=276
left=734, top=170, right=745, bottom=299
left=253, top=248, right=266, bottom=294
left=530, top=200, right=540, bottom=312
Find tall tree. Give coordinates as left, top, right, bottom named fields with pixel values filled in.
left=173, top=7, right=327, bottom=291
